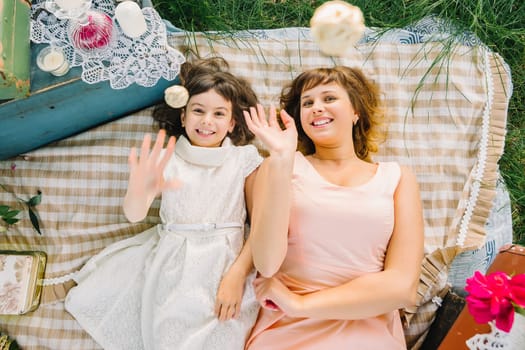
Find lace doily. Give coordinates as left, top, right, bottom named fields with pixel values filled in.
left=467, top=325, right=510, bottom=350
left=466, top=316, right=525, bottom=350
left=30, top=0, right=185, bottom=89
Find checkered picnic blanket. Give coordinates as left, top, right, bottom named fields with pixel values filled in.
left=0, top=21, right=512, bottom=349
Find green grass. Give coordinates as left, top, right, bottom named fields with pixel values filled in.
left=152, top=0, right=525, bottom=245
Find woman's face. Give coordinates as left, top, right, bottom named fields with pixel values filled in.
left=299, top=82, right=358, bottom=146
left=181, top=89, right=235, bottom=148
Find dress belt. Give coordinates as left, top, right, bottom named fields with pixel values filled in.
left=162, top=222, right=243, bottom=232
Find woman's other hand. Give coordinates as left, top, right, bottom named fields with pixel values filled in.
left=253, top=276, right=302, bottom=317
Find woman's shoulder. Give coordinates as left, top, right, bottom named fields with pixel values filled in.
left=372, top=161, right=401, bottom=192
left=292, top=151, right=309, bottom=172
left=380, top=162, right=417, bottom=180
left=378, top=161, right=401, bottom=174
left=378, top=161, right=419, bottom=192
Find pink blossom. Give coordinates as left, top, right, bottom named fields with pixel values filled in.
left=509, top=274, right=525, bottom=307
left=465, top=271, right=517, bottom=332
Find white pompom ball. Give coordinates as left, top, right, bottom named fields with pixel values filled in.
left=310, top=1, right=365, bottom=57
left=164, top=85, right=189, bottom=108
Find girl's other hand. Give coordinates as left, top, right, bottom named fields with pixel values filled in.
left=215, top=268, right=246, bottom=321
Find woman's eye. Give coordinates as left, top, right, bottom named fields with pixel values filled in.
left=302, top=100, right=313, bottom=107
left=325, top=96, right=336, bottom=102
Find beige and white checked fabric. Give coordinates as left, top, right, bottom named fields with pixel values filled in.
left=0, top=28, right=511, bottom=349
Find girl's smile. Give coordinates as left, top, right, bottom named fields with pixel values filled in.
left=182, top=89, right=235, bottom=148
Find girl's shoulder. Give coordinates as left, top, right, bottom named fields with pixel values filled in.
left=231, top=143, right=264, bottom=177
left=233, top=142, right=263, bottom=159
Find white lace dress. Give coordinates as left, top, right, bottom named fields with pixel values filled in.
left=65, top=136, right=262, bottom=350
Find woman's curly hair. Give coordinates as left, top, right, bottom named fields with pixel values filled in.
left=280, top=66, right=386, bottom=162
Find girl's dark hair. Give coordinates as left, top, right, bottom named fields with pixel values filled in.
left=280, top=66, right=385, bottom=162
left=153, top=57, right=258, bottom=145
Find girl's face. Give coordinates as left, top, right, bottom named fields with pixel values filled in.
left=299, top=82, right=358, bottom=146
left=181, top=89, right=235, bottom=148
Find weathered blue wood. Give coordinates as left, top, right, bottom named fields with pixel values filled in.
left=0, top=43, right=178, bottom=160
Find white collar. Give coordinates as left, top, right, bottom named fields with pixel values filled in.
left=174, top=135, right=233, bottom=167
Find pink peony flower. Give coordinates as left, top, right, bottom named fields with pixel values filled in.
left=465, top=270, right=525, bottom=332
left=510, top=274, right=525, bottom=307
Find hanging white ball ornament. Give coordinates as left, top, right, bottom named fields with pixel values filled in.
left=310, top=1, right=365, bottom=57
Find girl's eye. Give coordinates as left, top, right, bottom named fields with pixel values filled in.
left=192, top=108, right=204, bottom=114
left=302, top=100, right=313, bottom=108
left=325, top=96, right=336, bottom=102
left=214, top=112, right=226, bottom=118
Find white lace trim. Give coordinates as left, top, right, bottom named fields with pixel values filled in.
left=456, top=49, right=492, bottom=247
left=30, top=0, right=185, bottom=89
left=42, top=271, right=78, bottom=286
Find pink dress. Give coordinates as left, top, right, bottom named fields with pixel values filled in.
left=246, top=152, right=406, bottom=350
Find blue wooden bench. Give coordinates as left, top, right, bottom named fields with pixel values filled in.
left=0, top=43, right=176, bottom=161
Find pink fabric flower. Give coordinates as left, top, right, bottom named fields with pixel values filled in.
left=71, top=11, right=113, bottom=50
left=465, top=270, right=525, bottom=332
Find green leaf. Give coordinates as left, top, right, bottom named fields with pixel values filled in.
left=0, top=205, right=12, bottom=215
left=28, top=191, right=42, bottom=207
left=3, top=209, right=21, bottom=219
left=28, top=208, right=42, bottom=235
left=515, top=306, right=525, bottom=317
left=3, top=217, right=19, bottom=225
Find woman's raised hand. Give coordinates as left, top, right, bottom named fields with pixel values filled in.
left=244, top=104, right=297, bottom=158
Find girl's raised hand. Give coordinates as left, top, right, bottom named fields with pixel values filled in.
left=243, top=104, right=297, bottom=158
left=127, top=129, right=181, bottom=199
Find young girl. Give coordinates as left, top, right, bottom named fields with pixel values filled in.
left=65, top=57, right=263, bottom=350
left=243, top=66, right=424, bottom=349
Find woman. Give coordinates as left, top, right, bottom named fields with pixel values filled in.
left=243, top=66, right=424, bottom=349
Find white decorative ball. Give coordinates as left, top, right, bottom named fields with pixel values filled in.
left=310, top=1, right=365, bottom=57
left=164, top=85, right=189, bottom=108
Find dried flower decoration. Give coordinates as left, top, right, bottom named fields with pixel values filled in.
left=164, top=85, right=189, bottom=109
